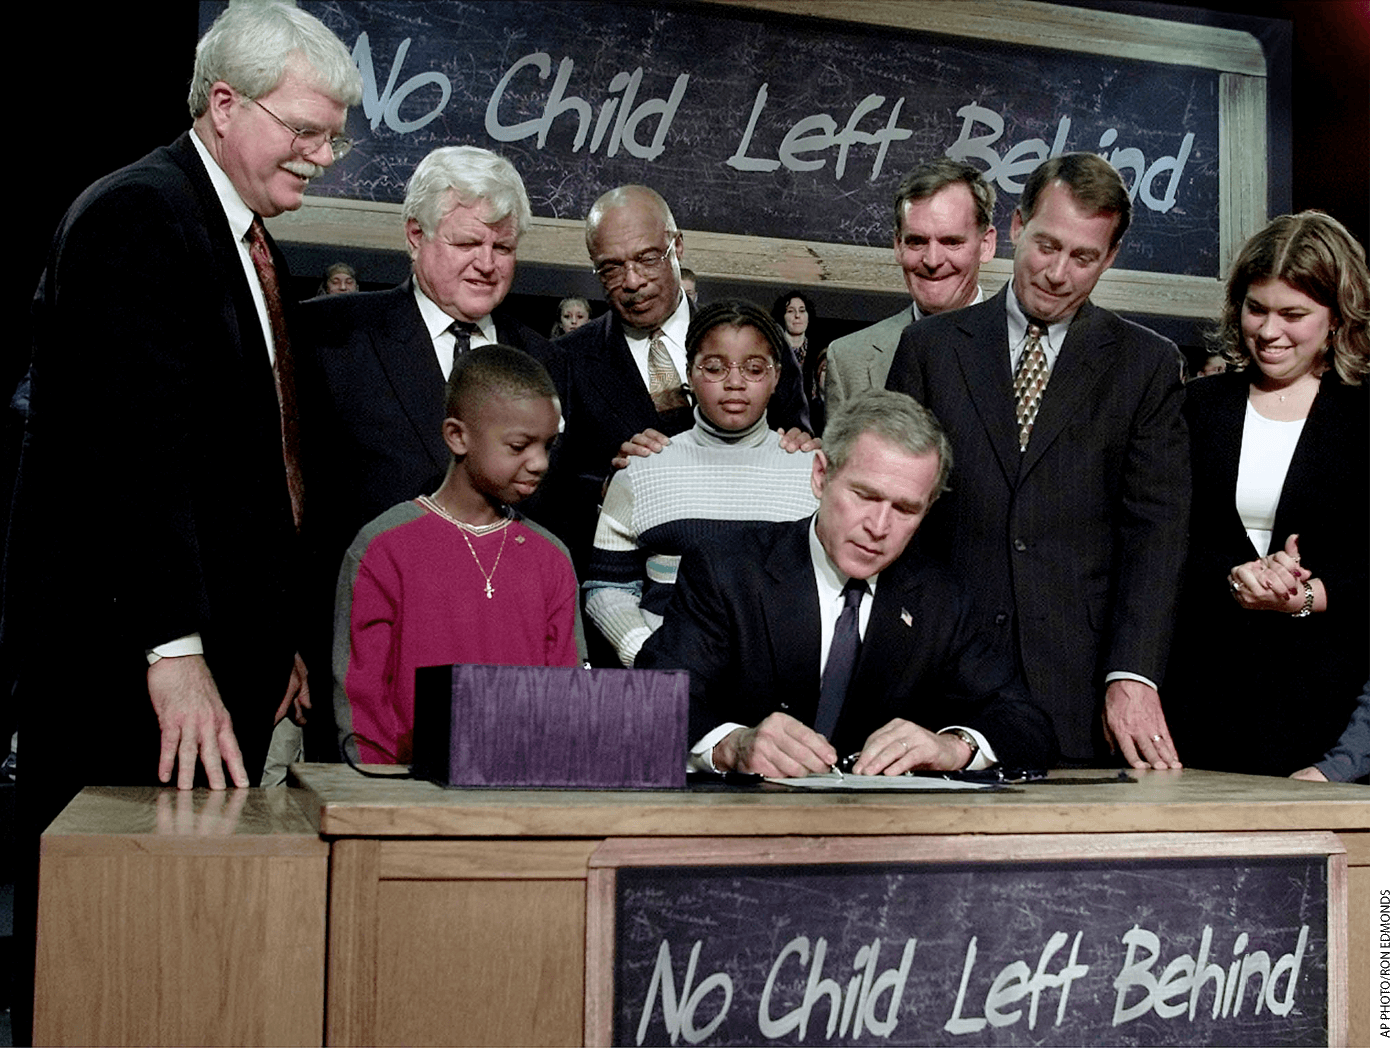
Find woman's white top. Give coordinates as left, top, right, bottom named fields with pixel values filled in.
left=1235, top=398, right=1307, bottom=556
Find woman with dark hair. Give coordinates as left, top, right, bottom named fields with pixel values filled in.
left=584, top=300, right=819, bottom=665
left=1166, top=211, right=1368, bottom=776
left=773, top=289, right=828, bottom=434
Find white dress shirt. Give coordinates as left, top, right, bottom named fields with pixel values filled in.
left=412, top=278, right=499, bottom=379
left=623, top=294, right=690, bottom=382
left=689, top=518, right=994, bottom=771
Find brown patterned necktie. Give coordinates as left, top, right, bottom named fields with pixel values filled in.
left=1012, top=321, right=1049, bottom=451
left=647, top=331, right=688, bottom=413
left=246, top=217, right=303, bottom=528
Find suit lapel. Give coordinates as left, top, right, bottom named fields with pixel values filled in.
left=588, top=312, right=660, bottom=430
left=167, top=134, right=265, bottom=377
left=758, top=522, right=823, bottom=718
left=1016, top=301, right=1116, bottom=474
left=952, top=291, right=1022, bottom=486
left=375, top=281, right=448, bottom=463
left=865, top=310, right=912, bottom=387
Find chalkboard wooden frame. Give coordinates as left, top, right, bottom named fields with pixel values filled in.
left=266, top=0, right=1269, bottom=319
left=585, top=831, right=1346, bottom=1046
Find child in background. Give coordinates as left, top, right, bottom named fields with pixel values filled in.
left=334, top=345, right=584, bottom=763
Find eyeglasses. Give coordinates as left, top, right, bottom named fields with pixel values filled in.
left=251, top=98, right=354, bottom=161
left=693, top=357, right=776, bottom=383
left=592, top=236, right=677, bottom=289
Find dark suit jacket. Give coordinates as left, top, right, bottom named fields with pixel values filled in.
left=8, top=132, right=298, bottom=792
left=635, top=518, right=1056, bottom=769
left=886, top=286, right=1189, bottom=760
left=553, top=303, right=811, bottom=563
left=1167, top=370, right=1367, bottom=774
left=296, top=279, right=567, bottom=579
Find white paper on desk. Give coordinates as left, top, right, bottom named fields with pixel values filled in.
left=769, top=773, right=992, bottom=790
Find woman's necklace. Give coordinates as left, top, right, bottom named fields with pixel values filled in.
left=417, top=495, right=514, bottom=599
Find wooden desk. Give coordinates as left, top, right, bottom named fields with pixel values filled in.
left=33, top=767, right=1368, bottom=1046
left=33, top=786, right=328, bottom=1047
left=291, top=764, right=1368, bottom=1047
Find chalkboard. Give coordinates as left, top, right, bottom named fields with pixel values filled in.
left=200, top=0, right=1231, bottom=278
left=589, top=835, right=1341, bottom=1046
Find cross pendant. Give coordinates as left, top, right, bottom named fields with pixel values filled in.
left=484, top=581, right=494, bottom=599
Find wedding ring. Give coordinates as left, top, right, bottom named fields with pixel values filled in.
left=1151, top=734, right=1162, bottom=742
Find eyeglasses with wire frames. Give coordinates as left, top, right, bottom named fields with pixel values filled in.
left=592, top=235, right=677, bottom=289
left=250, top=97, right=354, bottom=161
left=692, top=356, right=777, bottom=383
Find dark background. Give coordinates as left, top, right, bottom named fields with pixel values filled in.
left=15, top=1, right=1370, bottom=364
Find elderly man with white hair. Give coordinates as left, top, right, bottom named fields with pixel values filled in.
left=296, top=145, right=568, bottom=752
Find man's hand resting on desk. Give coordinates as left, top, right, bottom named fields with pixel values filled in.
left=148, top=653, right=248, bottom=790
left=713, top=712, right=835, bottom=777
left=852, top=718, right=970, bottom=775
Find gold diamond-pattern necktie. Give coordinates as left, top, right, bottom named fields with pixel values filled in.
left=246, top=217, right=304, bottom=528
left=1012, top=322, right=1049, bottom=451
left=647, top=331, right=688, bottom=413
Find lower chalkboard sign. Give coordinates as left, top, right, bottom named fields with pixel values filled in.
left=586, top=834, right=1343, bottom=1047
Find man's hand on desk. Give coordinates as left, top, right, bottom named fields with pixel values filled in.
left=713, top=712, right=835, bottom=777
left=1103, top=679, right=1181, bottom=771
left=147, top=653, right=248, bottom=789
left=852, top=718, right=969, bottom=775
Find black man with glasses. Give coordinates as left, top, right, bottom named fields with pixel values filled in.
left=554, top=186, right=812, bottom=576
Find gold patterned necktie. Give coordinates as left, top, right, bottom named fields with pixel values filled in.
left=647, top=331, right=687, bottom=413
left=246, top=217, right=303, bottom=528
left=1012, top=321, right=1049, bottom=451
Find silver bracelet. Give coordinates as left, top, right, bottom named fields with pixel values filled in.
left=1291, top=580, right=1314, bottom=618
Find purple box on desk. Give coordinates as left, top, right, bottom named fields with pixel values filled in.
left=412, top=664, right=689, bottom=788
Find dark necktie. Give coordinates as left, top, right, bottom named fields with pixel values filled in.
left=1012, top=320, right=1049, bottom=451
left=813, top=578, right=867, bottom=739
left=245, top=217, right=303, bottom=528
left=450, top=320, right=483, bottom=360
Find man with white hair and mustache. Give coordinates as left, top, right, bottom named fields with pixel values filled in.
left=7, top=2, right=360, bottom=1039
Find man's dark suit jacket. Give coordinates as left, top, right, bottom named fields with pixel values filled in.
left=552, top=304, right=811, bottom=563
left=635, top=518, right=1057, bottom=769
left=296, top=279, right=568, bottom=583
left=885, top=286, right=1189, bottom=761
left=8, top=132, right=298, bottom=798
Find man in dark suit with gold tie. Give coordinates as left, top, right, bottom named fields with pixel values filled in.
left=886, top=153, right=1190, bottom=769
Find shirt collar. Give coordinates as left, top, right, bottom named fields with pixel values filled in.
left=1005, top=287, right=1071, bottom=357
left=623, top=292, right=689, bottom=346
left=910, top=283, right=986, bottom=323
left=412, top=275, right=496, bottom=343
left=189, top=129, right=256, bottom=243
left=807, top=515, right=880, bottom=601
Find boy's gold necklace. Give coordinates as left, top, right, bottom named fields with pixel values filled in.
left=417, top=495, right=514, bottom=599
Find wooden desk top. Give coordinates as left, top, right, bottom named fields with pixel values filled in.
left=290, top=762, right=1369, bottom=839
left=41, top=783, right=325, bottom=856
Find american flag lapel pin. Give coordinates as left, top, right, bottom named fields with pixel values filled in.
left=900, top=608, right=913, bottom=627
